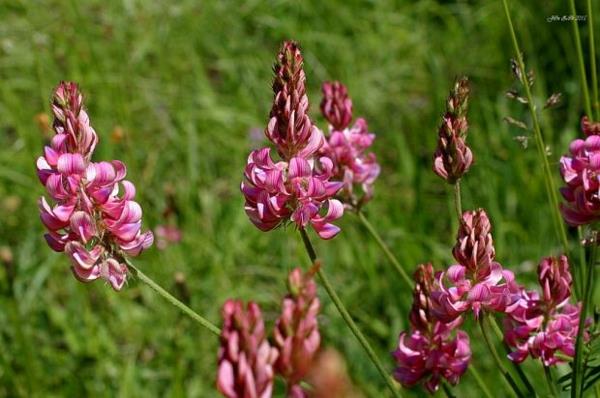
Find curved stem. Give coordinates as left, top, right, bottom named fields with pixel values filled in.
left=544, top=365, right=559, bottom=398
left=501, top=0, right=570, bottom=254
left=299, top=228, right=402, bottom=397
left=569, top=0, right=593, bottom=118
left=573, top=237, right=597, bottom=397
left=454, top=181, right=463, bottom=220
left=356, top=211, right=412, bottom=288
left=442, top=382, right=456, bottom=398
left=588, top=0, right=599, bottom=120
left=479, top=314, right=524, bottom=398
left=489, top=317, right=536, bottom=396
left=127, top=261, right=221, bottom=336
left=469, top=365, right=494, bottom=398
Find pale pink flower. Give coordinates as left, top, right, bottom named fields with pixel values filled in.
left=504, top=256, right=586, bottom=366
left=273, top=267, right=320, bottom=396
left=154, top=225, right=182, bottom=250
left=433, top=77, right=473, bottom=183
left=559, top=117, right=600, bottom=225
left=37, top=82, right=153, bottom=290
left=217, top=300, right=278, bottom=398
left=320, top=81, right=353, bottom=131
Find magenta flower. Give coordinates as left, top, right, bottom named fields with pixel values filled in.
left=217, top=300, right=279, bottom=398
left=560, top=116, right=600, bottom=225
left=320, top=81, right=353, bottom=131
left=318, top=82, right=380, bottom=208
left=504, top=256, right=586, bottom=366
left=393, top=264, right=471, bottom=393
left=433, top=77, right=473, bottom=183
left=431, top=210, right=516, bottom=321
left=273, top=267, right=320, bottom=396
left=36, top=82, right=153, bottom=290
left=242, top=41, right=344, bottom=239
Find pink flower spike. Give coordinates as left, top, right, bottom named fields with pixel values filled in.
left=320, top=81, right=353, bottom=131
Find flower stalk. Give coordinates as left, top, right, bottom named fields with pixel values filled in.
left=588, top=0, right=599, bottom=120
left=568, top=0, right=593, bottom=119
left=127, top=261, right=221, bottom=336
left=299, top=228, right=402, bottom=397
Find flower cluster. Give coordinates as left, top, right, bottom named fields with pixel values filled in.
left=503, top=256, right=584, bottom=365
left=433, top=77, right=473, bottom=183
left=274, top=267, right=321, bottom=397
left=241, top=41, right=344, bottom=239
left=392, top=263, right=471, bottom=393
left=217, top=267, right=321, bottom=398
left=560, top=116, right=600, bottom=225
left=36, top=82, right=153, bottom=290
left=217, top=300, right=279, bottom=398
left=431, top=209, right=515, bottom=322
left=319, top=81, right=380, bottom=208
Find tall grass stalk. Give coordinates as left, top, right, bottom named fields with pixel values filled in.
left=126, top=261, right=221, bottom=336
left=588, top=0, right=599, bottom=120
left=568, top=0, right=593, bottom=118
left=501, top=0, right=570, bottom=255
left=356, top=211, right=412, bottom=288
left=299, top=228, right=402, bottom=397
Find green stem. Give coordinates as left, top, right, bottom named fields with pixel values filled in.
left=356, top=211, right=413, bottom=288
left=489, top=317, right=536, bottom=396
left=454, top=181, right=463, bottom=220
left=442, top=382, right=457, bottom=398
left=479, top=314, right=524, bottom=398
left=588, top=0, right=599, bottom=120
left=573, top=238, right=596, bottom=397
left=299, top=228, right=402, bottom=397
left=577, top=227, right=587, bottom=300
left=544, top=365, right=559, bottom=398
left=569, top=0, right=594, bottom=118
left=127, top=261, right=221, bottom=336
left=501, top=0, right=570, bottom=255
left=469, top=365, right=494, bottom=398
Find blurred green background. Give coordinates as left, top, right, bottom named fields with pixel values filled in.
left=0, top=0, right=597, bottom=396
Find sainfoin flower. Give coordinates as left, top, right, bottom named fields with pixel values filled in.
left=241, top=41, right=344, bottom=239
left=393, top=263, right=471, bottom=393
left=319, top=82, right=380, bottom=208
left=217, top=300, right=278, bottom=398
left=431, top=209, right=515, bottom=322
left=36, top=82, right=153, bottom=290
left=559, top=116, right=600, bottom=225
left=433, top=77, right=473, bottom=183
left=273, top=267, right=320, bottom=396
left=504, top=255, right=585, bottom=366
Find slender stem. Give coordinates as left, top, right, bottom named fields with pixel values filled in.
left=442, top=382, right=456, bottom=398
left=569, top=0, right=594, bottom=118
left=299, top=228, right=402, bottom=397
left=576, top=227, right=587, bottom=300
left=573, top=237, right=597, bottom=397
left=588, top=0, right=599, bottom=120
left=489, top=317, right=536, bottom=396
left=469, top=365, right=494, bottom=398
left=479, top=314, right=524, bottom=398
left=544, top=365, right=559, bottom=398
left=127, top=261, right=221, bottom=336
left=454, top=181, right=463, bottom=220
left=356, top=211, right=412, bottom=288
left=501, top=0, right=570, bottom=255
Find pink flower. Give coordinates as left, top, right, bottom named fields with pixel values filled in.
left=36, top=82, right=153, bottom=290
left=393, top=325, right=471, bottom=393
left=504, top=256, right=587, bottom=366
left=217, top=300, right=278, bottom=398
left=433, top=77, right=473, bottom=183
left=273, top=267, right=320, bottom=395
left=320, top=81, right=353, bottom=131
left=452, top=209, right=495, bottom=274
left=154, top=225, right=182, bottom=250
left=319, top=116, right=381, bottom=208
left=559, top=117, right=600, bottom=225
left=393, top=263, right=471, bottom=393
left=242, top=42, right=345, bottom=240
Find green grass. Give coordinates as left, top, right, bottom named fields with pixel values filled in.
left=0, top=0, right=597, bottom=396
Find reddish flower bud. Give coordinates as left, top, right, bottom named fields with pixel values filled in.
left=537, top=255, right=572, bottom=308
left=274, top=267, right=320, bottom=395
left=217, top=300, right=278, bottom=398
left=320, top=81, right=353, bottom=131
left=452, top=209, right=495, bottom=274
left=409, top=263, right=435, bottom=331
left=581, top=116, right=600, bottom=137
